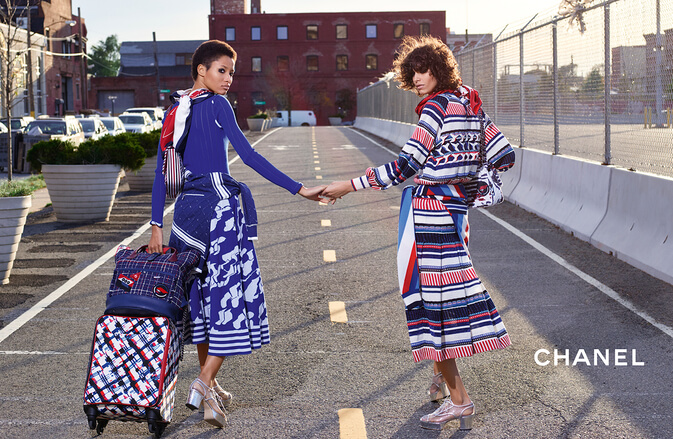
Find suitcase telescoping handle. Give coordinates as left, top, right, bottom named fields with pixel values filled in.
left=130, top=245, right=179, bottom=262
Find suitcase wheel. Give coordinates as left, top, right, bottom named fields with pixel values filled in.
left=84, top=405, right=99, bottom=430
left=148, top=420, right=166, bottom=438
left=96, top=419, right=108, bottom=435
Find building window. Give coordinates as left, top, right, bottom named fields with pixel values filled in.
left=365, top=54, right=378, bottom=70
left=251, top=91, right=265, bottom=106
left=175, top=53, right=192, bottom=65
left=307, top=55, right=318, bottom=71
left=420, top=23, right=430, bottom=35
left=393, top=23, right=404, bottom=39
left=306, top=25, right=318, bottom=40
left=225, top=27, right=235, bottom=41
left=336, top=24, right=347, bottom=40
left=366, top=24, right=377, bottom=39
left=252, top=57, right=262, bottom=72
left=62, top=40, right=71, bottom=58
left=277, top=56, right=289, bottom=72
left=336, top=55, right=348, bottom=71
left=251, top=26, right=261, bottom=41
left=277, top=25, right=288, bottom=40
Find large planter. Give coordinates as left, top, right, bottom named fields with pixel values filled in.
left=328, top=117, right=343, bottom=126
left=124, top=155, right=157, bottom=192
left=247, top=118, right=266, bottom=131
left=42, top=164, right=122, bottom=223
left=0, top=195, right=31, bottom=284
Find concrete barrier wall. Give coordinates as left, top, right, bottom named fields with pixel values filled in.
left=354, top=116, right=673, bottom=286
left=590, top=169, right=673, bottom=285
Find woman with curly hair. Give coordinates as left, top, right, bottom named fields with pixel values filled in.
left=323, top=35, right=515, bottom=431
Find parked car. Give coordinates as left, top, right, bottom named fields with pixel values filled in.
left=80, top=118, right=109, bottom=140
left=25, top=116, right=85, bottom=145
left=99, top=116, right=126, bottom=136
left=124, top=107, right=163, bottom=130
left=118, top=112, right=153, bottom=133
left=272, top=110, right=317, bottom=127
left=10, top=116, right=33, bottom=133
left=0, top=121, right=8, bottom=133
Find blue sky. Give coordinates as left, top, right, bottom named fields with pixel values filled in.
left=76, top=0, right=562, bottom=47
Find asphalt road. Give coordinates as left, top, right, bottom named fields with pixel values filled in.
left=0, top=126, right=672, bottom=438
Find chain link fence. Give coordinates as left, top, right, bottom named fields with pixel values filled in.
left=357, top=0, right=673, bottom=178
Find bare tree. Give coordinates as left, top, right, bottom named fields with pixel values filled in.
left=258, top=56, right=327, bottom=126
left=0, top=0, right=30, bottom=180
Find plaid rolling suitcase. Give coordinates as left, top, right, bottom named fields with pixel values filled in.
left=83, top=314, right=180, bottom=438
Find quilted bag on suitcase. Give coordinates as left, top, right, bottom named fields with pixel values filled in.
left=83, top=314, right=180, bottom=438
left=105, top=245, right=199, bottom=323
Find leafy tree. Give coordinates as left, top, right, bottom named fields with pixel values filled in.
left=581, top=66, right=604, bottom=98
left=88, top=34, right=120, bottom=77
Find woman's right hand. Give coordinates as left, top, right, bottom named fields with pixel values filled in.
left=148, top=225, right=164, bottom=253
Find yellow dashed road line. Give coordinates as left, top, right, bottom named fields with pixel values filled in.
left=338, top=408, right=367, bottom=438
left=323, top=250, right=336, bottom=262
left=329, top=301, right=348, bottom=323
left=321, top=219, right=332, bottom=227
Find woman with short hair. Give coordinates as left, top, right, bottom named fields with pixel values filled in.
left=322, top=35, right=515, bottom=431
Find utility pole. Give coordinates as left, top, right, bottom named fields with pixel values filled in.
left=26, top=0, right=34, bottom=117
left=78, top=7, right=86, bottom=110
left=153, top=32, right=160, bottom=107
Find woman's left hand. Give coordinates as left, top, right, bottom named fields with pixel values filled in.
left=299, top=185, right=328, bottom=202
left=322, top=180, right=354, bottom=202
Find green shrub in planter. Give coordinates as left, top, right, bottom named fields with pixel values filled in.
left=248, top=111, right=269, bottom=119
left=0, top=175, right=46, bottom=197
left=27, top=136, right=146, bottom=173
left=134, top=130, right=161, bottom=158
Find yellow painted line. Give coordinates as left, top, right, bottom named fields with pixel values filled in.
left=321, top=219, right=332, bottom=227
left=319, top=201, right=328, bottom=206
left=314, top=155, right=319, bottom=158
left=338, top=408, right=367, bottom=439
left=314, top=160, right=320, bottom=164
left=315, top=167, right=321, bottom=171
left=316, top=175, right=323, bottom=180
left=329, top=301, right=348, bottom=323
left=323, top=249, right=336, bottom=262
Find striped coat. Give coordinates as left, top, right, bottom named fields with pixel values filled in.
left=352, top=90, right=515, bottom=362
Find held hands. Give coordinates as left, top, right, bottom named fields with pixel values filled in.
left=321, top=180, right=354, bottom=204
left=299, top=185, right=329, bottom=202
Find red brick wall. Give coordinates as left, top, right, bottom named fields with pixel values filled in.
left=209, top=10, right=446, bottom=127
left=211, top=0, right=248, bottom=14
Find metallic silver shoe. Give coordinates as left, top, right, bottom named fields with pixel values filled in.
left=186, top=378, right=208, bottom=411
left=428, top=373, right=450, bottom=402
left=420, top=399, right=475, bottom=431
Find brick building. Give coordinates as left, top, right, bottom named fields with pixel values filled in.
left=1, top=0, right=87, bottom=116
left=209, top=0, right=446, bottom=126
left=89, top=1, right=446, bottom=127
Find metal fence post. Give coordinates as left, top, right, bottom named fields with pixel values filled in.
left=553, top=21, right=559, bottom=155
left=604, top=1, right=612, bottom=165
left=493, top=43, right=498, bottom=124
left=519, top=32, right=524, bottom=147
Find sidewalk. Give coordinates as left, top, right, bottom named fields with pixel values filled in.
left=29, top=187, right=51, bottom=213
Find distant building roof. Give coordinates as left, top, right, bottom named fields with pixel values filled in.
left=119, top=40, right=205, bottom=78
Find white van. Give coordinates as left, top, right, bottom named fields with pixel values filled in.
left=272, top=110, right=317, bottom=127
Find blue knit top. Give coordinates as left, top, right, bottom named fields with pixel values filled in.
left=151, top=94, right=302, bottom=227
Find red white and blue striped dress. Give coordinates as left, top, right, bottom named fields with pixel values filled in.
left=351, top=87, right=515, bottom=362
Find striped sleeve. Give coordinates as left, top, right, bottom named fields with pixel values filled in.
left=483, top=112, right=515, bottom=172
left=350, top=97, right=445, bottom=191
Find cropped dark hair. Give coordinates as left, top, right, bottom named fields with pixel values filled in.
left=191, top=40, right=237, bottom=80
left=393, top=35, right=461, bottom=95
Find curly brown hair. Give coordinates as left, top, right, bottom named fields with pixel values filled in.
left=393, top=35, right=461, bottom=95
